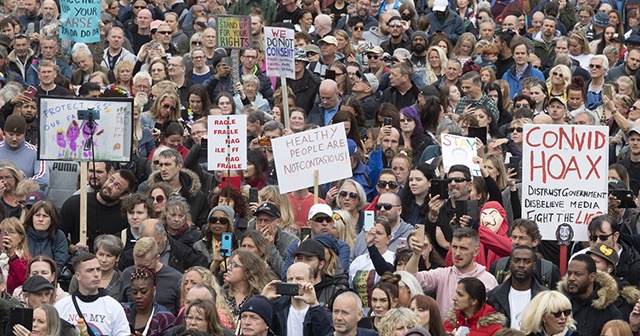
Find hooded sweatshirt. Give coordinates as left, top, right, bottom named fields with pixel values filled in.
left=415, top=262, right=498, bottom=320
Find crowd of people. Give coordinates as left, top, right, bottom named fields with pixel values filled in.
left=0, top=0, right=640, bottom=334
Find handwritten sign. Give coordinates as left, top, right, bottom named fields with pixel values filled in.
left=216, top=15, right=252, bottom=49
left=38, top=97, right=133, bottom=162
left=58, top=0, right=101, bottom=43
left=441, top=134, right=482, bottom=176
left=271, top=124, right=352, bottom=193
left=264, top=26, right=295, bottom=79
left=522, top=124, right=609, bottom=241
left=207, top=115, right=247, bottom=170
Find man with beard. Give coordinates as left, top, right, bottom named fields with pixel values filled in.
left=487, top=246, right=548, bottom=329
left=35, top=60, right=70, bottom=96
left=336, top=0, right=377, bottom=33
left=532, top=16, right=558, bottom=64
left=14, top=99, right=39, bottom=146
left=18, top=0, right=41, bottom=31
left=410, top=31, right=428, bottom=78
left=25, top=36, right=71, bottom=86
left=558, top=254, right=622, bottom=336
left=0, top=114, right=48, bottom=187
left=494, top=30, right=516, bottom=78
left=380, top=16, right=409, bottom=54
left=7, top=34, right=33, bottom=79
left=605, top=49, right=640, bottom=81
left=364, top=11, right=392, bottom=46
left=426, top=0, right=465, bottom=45
left=281, top=48, right=320, bottom=113
left=349, top=192, right=413, bottom=262
left=60, top=170, right=136, bottom=254
left=72, top=162, right=113, bottom=195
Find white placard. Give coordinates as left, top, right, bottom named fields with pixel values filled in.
left=441, top=133, right=482, bottom=176
left=271, top=124, right=352, bottom=193
left=522, top=124, right=609, bottom=242
left=207, top=115, right=247, bottom=171
left=264, top=26, right=295, bottom=79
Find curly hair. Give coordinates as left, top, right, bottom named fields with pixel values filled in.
left=377, top=308, right=421, bottom=336
left=223, top=250, right=274, bottom=298
left=121, top=192, right=154, bottom=219
left=209, top=187, right=247, bottom=219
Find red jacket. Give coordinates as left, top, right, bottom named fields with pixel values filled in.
left=445, top=201, right=511, bottom=268
left=443, top=303, right=507, bottom=336
left=7, top=255, right=27, bottom=295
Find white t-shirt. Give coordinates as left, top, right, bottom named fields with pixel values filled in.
left=55, top=295, right=130, bottom=336
left=508, top=288, right=531, bottom=330
left=287, top=304, right=309, bottom=336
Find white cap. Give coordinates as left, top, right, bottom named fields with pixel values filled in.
left=308, top=204, right=333, bottom=220
left=433, top=0, right=448, bottom=12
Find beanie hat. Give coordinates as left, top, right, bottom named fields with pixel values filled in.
left=239, top=295, right=273, bottom=327
left=411, top=31, right=428, bottom=43
left=4, top=114, right=26, bottom=134
left=208, top=205, right=235, bottom=221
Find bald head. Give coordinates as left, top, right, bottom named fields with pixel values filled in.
left=533, top=113, right=554, bottom=124
left=503, top=15, right=518, bottom=30
left=137, top=9, right=152, bottom=29
left=319, top=79, right=340, bottom=109
left=287, top=262, right=315, bottom=283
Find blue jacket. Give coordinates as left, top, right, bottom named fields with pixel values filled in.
left=26, top=58, right=72, bottom=86
left=282, top=238, right=351, bottom=279
left=272, top=296, right=334, bottom=336
left=25, top=228, right=68, bottom=275
left=501, top=63, right=545, bottom=99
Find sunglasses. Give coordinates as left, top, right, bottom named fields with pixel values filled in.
left=589, top=64, right=602, bottom=69
left=533, top=65, right=540, bottom=69
left=367, top=54, right=380, bottom=59
left=450, top=176, right=469, bottom=183
left=313, top=216, right=333, bottom=223
left=157, top=31, right=172, bottom=35
left=508, top=127, right=523, bottom=133
left=552, top=71, right=562, bottom=77
left=352, top=26, right=365, bottom=31
left=589, top=233, right=613, bottom=242
left=149, top=195, right=165, bottom=203
left=339, top=190, right=359, bottom=199
left=552, top=310, right=572, bottom=318
left=134, top=5, right=147, bottom=8
left=514, top=103, right=529, bottom=108
left=209, top=216, right=230, bottom=225
left=162, top=104, right=176, bottom=110
left=377, top=180, right=399, bottom=189
left=376, top=203, right=399, bottom=211
left=388, top=21, right=403, bottom=27
left=191, top=41, right=203, bottom=45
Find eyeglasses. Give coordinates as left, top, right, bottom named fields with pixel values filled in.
left=134, top=5, right=147, bottom=8
left=552, top=310, right=572, bottom=318
left=399, top=118, right=413, bottom=123
left=339, top=190, right=359, bottom=199
left=508, top=127, right=523, bottom=133
left=191, top=41, right=203, bottom=45
left=514, top=103, right=529, bottom=109
left=313, top=216, right=334, bottom=223
left=352, top=26, right=365, bottom=31
left=376, top=203, right=400, bottom=211
left=149, top=195, right=165, bottom=203
left=589, top=64, right=603, bottom=69
left=532, top=65, right=540, bottom=69
left=589, top=233, right=613, bottom=242
left=450, top=177, right=469, bottom=183
left=209, top=216, right=230, bottom=225
left=228, top=261, right=243, bottom=269
left=377, top=180, right=399, bottom=189
left=631, top=106, right=640, bottom=111
left=157, top=31, right=172, bottom=35
left=242, top=55, right=257, bottom=59
left=552, top=71, right=562, bottom=77
left=367, top=54, right=380, bottom=59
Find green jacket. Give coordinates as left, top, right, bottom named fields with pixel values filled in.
left=229, top=0, right=276, bottom=24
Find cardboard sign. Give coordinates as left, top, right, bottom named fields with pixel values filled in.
left=59, top=0, right=101, bottom=43
left=522, top=124, right=609, bottom=242
left=440, top=134, right=482, bottom=176
left=38, top=97, right=133, bottom=162
left=264, top=26, right=295, bottom=79
left=207, top=115, right=247, bottom=170
left=216, top=15, right=252, bottom=49
left=272, top=124, right=352, bottom=193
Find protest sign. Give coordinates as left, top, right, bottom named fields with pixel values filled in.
left=264, top=26, right=295, bottom=79
left=38, top=97, right=133, bottom=162
left=522, top=124, right=609, bottom=242
left=272, top=124, right=352, bottom=193
left=440, top=134, right=482, bottom=176
left=216, top=15, right=252, bottom=49
left=58, top=0, right=101, bottom=43
left=207, top=115, right=247, bottom=171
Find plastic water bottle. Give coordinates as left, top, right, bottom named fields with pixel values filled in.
left=76, top=318, right=88, bottom=336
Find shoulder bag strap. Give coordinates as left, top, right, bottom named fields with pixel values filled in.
left=71, top=295, right=97, bottom=336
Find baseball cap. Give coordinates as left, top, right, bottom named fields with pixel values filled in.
left=305, top=44, right=320, bottom=55
left=591, top=11, right=609, bottom=28
left=608, top=179, right=627, bottom=190
left=294, top=47, right=309, bottom=63
left=356, top=70, right=379, bottom=92
left=587, top=242, right=618, bottom=272
left=4, top=114, right=26, bottom=134
left=365, top=45, right=384, bottom=54
left=548, top=96, right=567, bottom=109
left=292, top=239, right=326, bottom=260
left=627, top=35, right=640, bottom=45
left=150, top=20, right=163, bottom=32
left=348, top=139, right=357, bottom=155
left=393, top=48, right=411, bottom=60
left=254, top=202, right=281, bottom=219
left=433, top=0, right=448, bottom=11
left=629, top=125, right=640, bottom=136
left=22, top=275, right=54, bottom=293
left=308, top=203, right=333, bottom=220
left=318, top=36, right=338, bottom=46
left=25, top=190, right=47, bottom=207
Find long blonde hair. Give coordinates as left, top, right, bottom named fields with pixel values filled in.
left=258, top=185, right=295, bottom=230
left=425, top=46, right=448, bottom=85
left=333, top=210, right=357, bottom=248
left=0, top=218, right=30, bottom=260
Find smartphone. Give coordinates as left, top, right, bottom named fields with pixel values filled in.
left=300, top=227, right=312, bottom=240
left=8, top=307, right=32, bottom=332
left=603, top=84, right=613, bottom=100
left=456, top=200, right=479, bottom=223
left=276, top=282, right=300, bottom=296
left=25, top=86, right=37, bottom=99
left=249, top=188, right=259, bottom=203
left=221, top=232, right=233, bottom=258
left=467, top=126, right=487, bottom=146
left=325, top=69, right=336, bottom=81
left=384, top=117, right=393, bottom=126
left=415, top=224, right=425, bottom=243
left=397, top=237, right=407, bottom=250
left=508, top=156, right=521, bottom=180
left=363, top=210, right=375, bottom=231
left=611, top=189, right=636, bottom=208
left=0, top=227, right=9, bottom=246
left=429, top=179, right=449, bottom=199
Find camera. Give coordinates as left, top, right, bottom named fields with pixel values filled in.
left=382, top=55, right=397, bottom=62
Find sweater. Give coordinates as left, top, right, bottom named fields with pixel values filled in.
left=0, top=139, right=49, bottom=188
